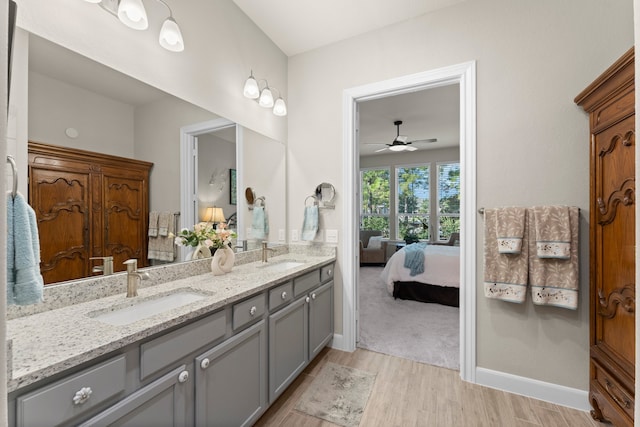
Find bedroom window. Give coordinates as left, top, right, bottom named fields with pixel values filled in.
left=360, top=168, right=390, bottom=236
left=397, top=165, right=430, bottom=242
left=437, top=162, right=461, bottom=241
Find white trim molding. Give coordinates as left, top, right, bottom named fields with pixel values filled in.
left=341, top=61, right=477, bottom=383
left=476, top=367, right=591, bottom=412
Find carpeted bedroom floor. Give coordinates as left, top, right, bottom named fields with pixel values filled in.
left=358, top=266, right=460, bottom=370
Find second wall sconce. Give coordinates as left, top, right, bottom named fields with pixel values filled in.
left=83, top=0, right=185, bottom=52
left=243, top=71, right=287, bottom=117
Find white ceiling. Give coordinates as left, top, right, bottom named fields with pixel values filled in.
left=231, top=0, right=467, bottom=57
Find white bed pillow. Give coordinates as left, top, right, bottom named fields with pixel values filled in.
left=368, top=235, right=383, bottom=249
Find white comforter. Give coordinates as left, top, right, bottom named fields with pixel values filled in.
left=381, top=245, right=460, bottom=294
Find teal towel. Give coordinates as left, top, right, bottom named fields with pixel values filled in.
left=301, top=205, right=318, bottom=241
left=7, top=193, right=44, bottom=305
left=403, top=242, right=428, bottom=276
left=251, top=206, right=269, bottom=240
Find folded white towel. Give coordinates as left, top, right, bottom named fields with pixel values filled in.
left=148, top=211, right=159, bottom=237
left=301, top=205, right=319, bottom=241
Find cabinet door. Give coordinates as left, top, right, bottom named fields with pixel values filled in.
left=195, top=320, right=267, bottom=427
left=78, top=365, right=191, bottom=427
left=309, top=281, right=334, bottom=359
left=269, top=296, right=308, bottom=402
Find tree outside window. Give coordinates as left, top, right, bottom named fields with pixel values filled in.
left=360, top=168, right=390, bottom=236
left=437, top=162, right=460, bottom=240
left=397, top=165, right=429, bottom=242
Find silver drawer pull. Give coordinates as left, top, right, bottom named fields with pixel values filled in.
left=72, top=387, right=92, bottom=405
left=250, top=306, right=257, bottom=316
left=327, top=269, right=332, bottom=276
left=200, top=358, right=210, bottom=370
left=311, top=293, right=317, bottom=300
left=281, top=291, right=287, bottom=300
left=305, top=296, right=310, bottom=303
left=178, top=370, right=189, bottom=383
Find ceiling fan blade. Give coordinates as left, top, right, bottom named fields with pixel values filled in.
left=409, top=138, right=438, bottom=144
left=406, top=146, right=418, bottom=151
left=374, top=147, right=388, bottom=153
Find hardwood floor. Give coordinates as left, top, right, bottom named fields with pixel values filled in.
left=255, top=347, right=609, bottom=427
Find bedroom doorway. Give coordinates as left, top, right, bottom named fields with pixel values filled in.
left=342, top=62, right=477, bottom=382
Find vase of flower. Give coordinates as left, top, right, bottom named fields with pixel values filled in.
left=175, top=222, right=236, bottom=262
left=189, top=242, right=212, bottom=260
left=211, top=246, right=235, bottom=276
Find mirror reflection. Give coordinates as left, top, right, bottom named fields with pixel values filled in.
left=24, top=33, right=286, bottom=286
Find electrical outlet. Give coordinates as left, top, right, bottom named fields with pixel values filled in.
left=291, top=229, right=299, bottom=242
left=278, top=229, right=285, bottom=241
left=325, top=229, right=338, bottom=243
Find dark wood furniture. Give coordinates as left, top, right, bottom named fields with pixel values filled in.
left=575, top=47, right=635, bottom=427
left=28, top=142, right=153, bottom=285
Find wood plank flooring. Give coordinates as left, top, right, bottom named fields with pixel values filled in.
left=254, top=347, right=609, bottom=427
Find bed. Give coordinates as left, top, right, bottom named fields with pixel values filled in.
left=380, top=244, right=460, bottom=307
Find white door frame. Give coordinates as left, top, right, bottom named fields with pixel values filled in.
left=341, top=61, right=477, bottom=382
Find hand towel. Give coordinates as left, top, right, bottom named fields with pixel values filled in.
left=532, top=206, right=571, bottom=259
left=483, top=208, right=529, bottom=303
left=251, top=206, right=269, bottom=240
left=148, top=212, right=176, bottom=262
left=301, top=205, right=319, bottom=241
left=8, top=193, right=44, bottom=305
left=158, top=211, right=172, bottom=237
left=403, top=242, right=428, bottom=276
left=528, top=206, right=579, bottom=309
left=148, top=211, right=159, bottom=237
left=496, top=207, right=526, bottom=254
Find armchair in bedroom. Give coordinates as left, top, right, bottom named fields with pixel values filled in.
left=432, top=232, right=460, bottom=246
left=359, top=230, right=388, bottom=265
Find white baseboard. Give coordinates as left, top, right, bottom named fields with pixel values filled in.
left=329, top=333, right=348, bottom=351
left=475, top=367, right=590, bottom=411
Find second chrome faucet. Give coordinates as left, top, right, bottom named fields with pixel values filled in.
left=124, top=259, right=150, bottom=297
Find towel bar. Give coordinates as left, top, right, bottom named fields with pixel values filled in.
left=6, top=155, right=17, bottom=198
left=478, top=207, right=484, bottom=214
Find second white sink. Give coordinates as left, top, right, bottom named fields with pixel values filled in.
left=257, top=260, right=305, bottom=272
left=89, top=290, right=209, bottom=326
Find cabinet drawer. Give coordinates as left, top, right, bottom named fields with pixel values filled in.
left=16, top=355, right=126, bottom=427
left=594, top=362, right=634, bottom=419
left=294, top=270, right=320, bottom=297
left=269, top=282, right=293, bottom=311
left=320, top=264, right=334, bottom=283
left=233, top=293, right=266, bottom=330
left=140, top=309, right=225, bottom=380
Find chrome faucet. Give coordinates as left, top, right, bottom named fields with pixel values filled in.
left=235, top=240, right=248, bottom=252
left=261, top=241, right=275, bottom=263
left=123, top=259, right=150, bottom=297
left=90, top=256, right=114, bottom=276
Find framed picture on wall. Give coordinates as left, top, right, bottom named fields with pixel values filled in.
left=230, top=169, right=237, bottom=205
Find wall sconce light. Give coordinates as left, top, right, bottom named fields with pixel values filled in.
left=243, top=71, right=287, bottom=117
left=203, top=207, right=226, bottom=225
left=83, top=0, right=185, bottom=52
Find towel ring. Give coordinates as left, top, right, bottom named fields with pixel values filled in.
left=254, top=196, right=265, bottom=207
left=7, top=155, right=17, bottom=198
left=305, top=195, right=318, bottom=207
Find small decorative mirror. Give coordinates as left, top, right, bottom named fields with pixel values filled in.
left=245, top=187, right=256, bottom=205
left=315, top=183, right=336, bottom=208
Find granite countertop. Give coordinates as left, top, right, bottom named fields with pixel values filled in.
left=7, top=250, right=335, bottom=393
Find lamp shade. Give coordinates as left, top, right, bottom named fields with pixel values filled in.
left=204, top=207, right=226, bottom=223
left=84, top=0, right=102, bottom=3
left=273, top=97, right=287, bottom=116
left=118, top=0, right=149, bottom=30
left=259, top=87, right=274, bottom=108
left=243, top=74, right=260, bottom=99
left=159, top=17, right=184, bottom=52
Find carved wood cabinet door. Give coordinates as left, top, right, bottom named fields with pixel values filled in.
left=28, top=142, right=152, bottom=285
left=576, top=47, right=635, bottom=427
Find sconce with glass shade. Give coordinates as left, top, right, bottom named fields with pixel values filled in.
left=203, top=207, right=226, bottom=225
left=243, top=71, right=287, bottom=116
left=83, top=0, right=184, bottom=52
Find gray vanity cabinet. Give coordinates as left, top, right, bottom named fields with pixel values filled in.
left=194, top=320, right=267, bottom=427
left=309, top=280, right=334, bottom=359
left=78, top=364, right=192, bottom=427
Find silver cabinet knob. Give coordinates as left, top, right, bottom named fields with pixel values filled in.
left=305, top=296, right=310, bottom=303
left=327, top=269, right=333, bottom=276
left=281, top=291, right=287, bottom=300
left=250, top=306, right=257, bottom=316
left=311, top=293, right=317, bottom=300
left=200, top=358, right=210, bottom=370
left=72, top=387, right=92, bottom=405
left=178, top=370, right=189, bottom=383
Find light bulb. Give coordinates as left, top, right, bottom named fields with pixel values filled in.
left=118, top=0, right=148, bottom=30
left=388, top=145, right=405, bottom=152
left=243, top=75, right=260, bottom=99
left=159, top=17, right=184, bottom=52
left=259, top=87, right=274, bottom=108
left=273, top=98, right=287, bottom=116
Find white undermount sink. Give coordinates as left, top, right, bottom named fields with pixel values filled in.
left=89, top=290, right=208, bottom=326
left=257, top=260, right=305, bottom=272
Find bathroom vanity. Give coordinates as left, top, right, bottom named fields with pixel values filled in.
left=6, top=247, right=335, bottom=427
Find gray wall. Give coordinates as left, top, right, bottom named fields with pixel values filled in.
left=287, top=0, right=634, bottom=390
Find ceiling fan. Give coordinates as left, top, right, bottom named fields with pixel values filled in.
left=369, top=120, right=437, bottom=153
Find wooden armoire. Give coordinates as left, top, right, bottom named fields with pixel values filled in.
left=28, top=142, right=153, bottom=285
left=575, top=47, right=635, bottom=427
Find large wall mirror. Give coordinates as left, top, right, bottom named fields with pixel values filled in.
left=22, top=32, right=287, bottom=286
